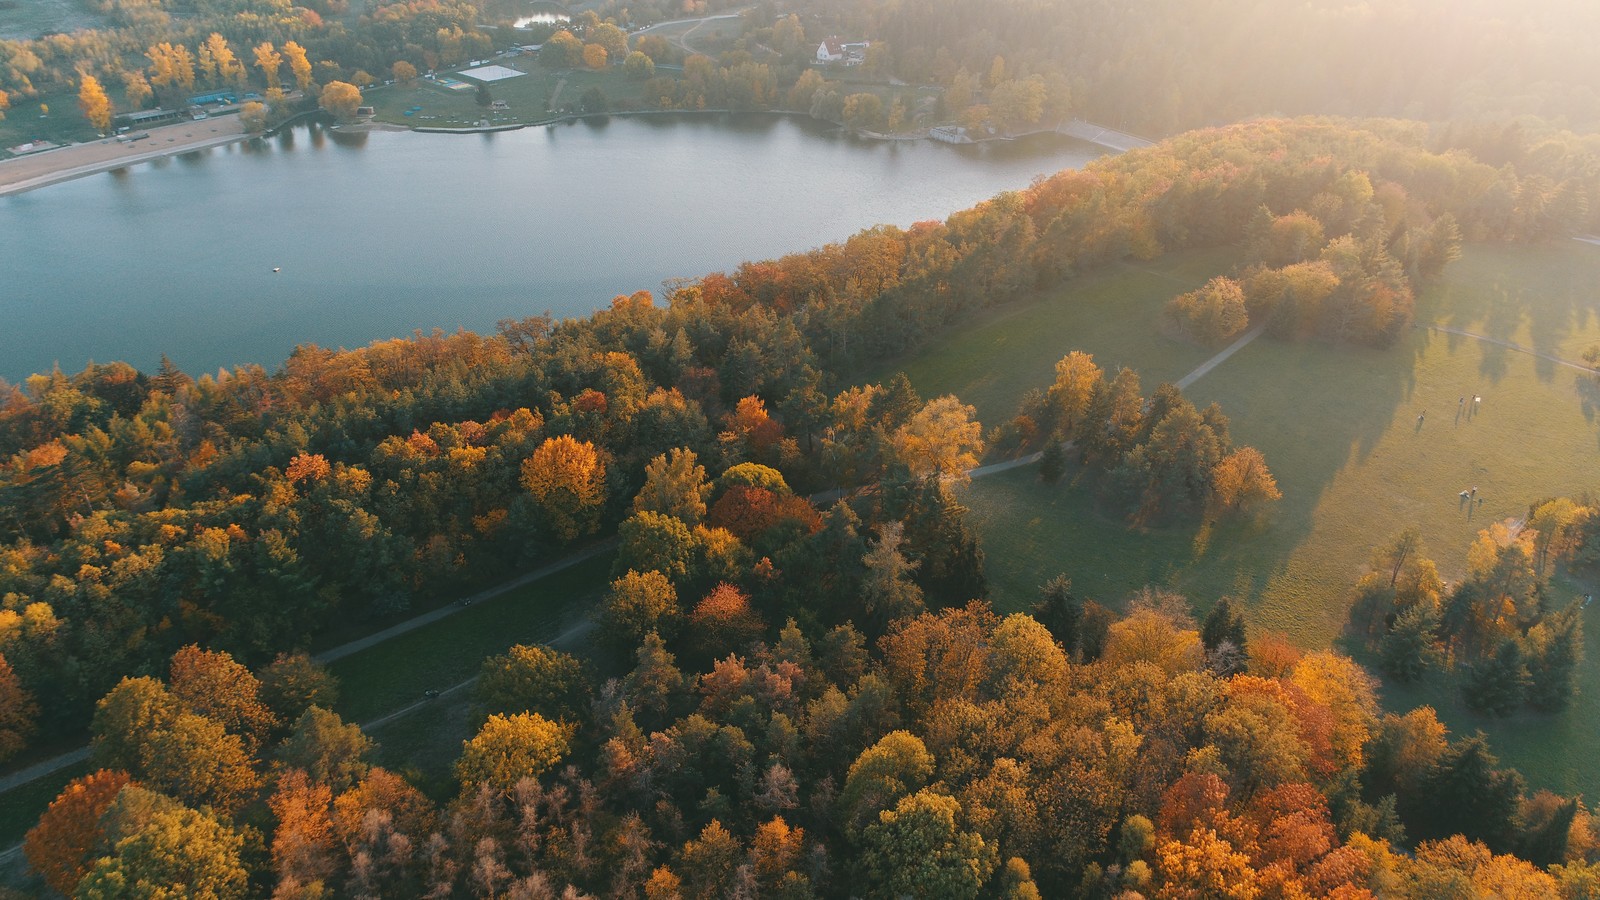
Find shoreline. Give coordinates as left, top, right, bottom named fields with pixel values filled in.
left=0, top=116, right=252, bottom=198
left=0, top=109, right=1139, bottom=199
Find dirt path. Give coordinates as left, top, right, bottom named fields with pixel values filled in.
left=0, top=117, right=250, bottom=197
left=633, top=12, right=743, bottom=55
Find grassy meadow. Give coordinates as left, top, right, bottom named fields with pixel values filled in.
left=365, top=62, right=656, bottom=129
left=880, top=240, right=1600, bottom=798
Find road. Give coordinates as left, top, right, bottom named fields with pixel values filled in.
left=633, top=12, right=743, bottom=55
left=0, top=117, right=250, bottom=197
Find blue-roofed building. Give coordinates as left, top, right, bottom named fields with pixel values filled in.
left=188, top=90, right=238, bottom=106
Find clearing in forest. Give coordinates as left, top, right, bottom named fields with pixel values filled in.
left=883, top=240, right=1600, bottom=799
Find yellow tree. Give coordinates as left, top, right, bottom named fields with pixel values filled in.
left=165, top=43, right=196, bottom=91
left=583, top=43, right=609, bottom=69
left=521, top=435, right=607, bottom=542
left=239, top=100, right=267, bottom=132
left=145, top=43, right=177, bottom=93
left=78, top=74, right=112, bottom=133
left=392, top=60, right=418, bottom=83
left=456, top=712, right=574, bottom=794
left=891, top=395, right=984, bottom=484
left=1046, top=351, right=1103, bottom=439
left=200, top=34, right=244, bottom=87
left=254, top=42, right=282, bottom=89
left=1211, top=447, right=1281, bottom=511
left=318, top=81, right=361, bottom=120
left=123, top=70, right=152, bottom=110
left=282, top=41, right=313, bottom=92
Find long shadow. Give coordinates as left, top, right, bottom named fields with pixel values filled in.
left=1435, top=242, right=1600, bottom=383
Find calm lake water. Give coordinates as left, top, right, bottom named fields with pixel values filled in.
left=2, top=115, right=1101, bottom=381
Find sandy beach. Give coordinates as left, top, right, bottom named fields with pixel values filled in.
left=0, top=116, right=252, bottom=197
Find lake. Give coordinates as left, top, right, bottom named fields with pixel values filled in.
left=1, top=114, right=1101, bottom=381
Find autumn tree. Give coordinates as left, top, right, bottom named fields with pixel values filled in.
left=254, top=42, right=283, bottom=89
left=476, top=643, right=590, bottom=724
left=278, top=706, right=372, bottom=792
left=0, top=652, right=37, bottom=762
left=258, top=652, right=339, bottom=726
left=861, top=520, right=925, bottom=628
left=686, top=583, right=764, bottom=662
left=624, top=51, right=656, bottom=79
left=1046, top=351, right=1103, bottom=439
left=601, top=570, right=681, bottom=650
left=522, top=435, right=607, bottom=542
left=1211, top=447, right=1282, bottom=512
left=282, top=41, right=313, bottom=92
left=634, top=448, right=711, bottom=524
left=618, top=510, right=697, bottom=582
left=456, top=712, right=575, bottom=794
left=24, top=769, right=133, bottom=895
left=1165, top=276, right=1251, bottom=346
left=199, top=34, right=246, bottom=87
left=392, top=60, right=418, bottom=84
left=123, top=71, right=152, bottom=110
left=891, top=395, right=984, bottom=483
left=239, top=100, right=267, bottom=132
left=75, top=786, right=249, bottom=900
left=78, top=74, right=112, bottom=133
left=91, top=676, right=261, bottom=815
left=319, top=81, right=361, bottom=120
left=168, top=644, right=277, bottom=752
left=859, top=790, right=998, bottom=899
left=583, top=43, right=609, bottom=70
left=268, top=769, right=338, bottom=892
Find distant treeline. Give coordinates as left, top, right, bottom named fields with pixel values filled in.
left=795, top=0, right=1600, bottom=136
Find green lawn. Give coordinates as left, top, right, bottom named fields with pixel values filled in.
left=883, top=240, right=1600, bottom=798
left=0, top=552, right=611, bottom=857
left=366, top=62, right=655, bottom=128
left=867, top=249, right=1232, bottom=432
left=331, top=553, right=612, bottom=723
left=0, top=763, right=87, bottom=851
left=339, top=552, right=612, bottom=798
left=0, top=0, right=106, bottom=41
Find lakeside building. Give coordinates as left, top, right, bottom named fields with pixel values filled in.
left=114, top=108, right=183, bottom=128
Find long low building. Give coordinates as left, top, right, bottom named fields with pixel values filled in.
left=114, top=108, right=184, bottom=128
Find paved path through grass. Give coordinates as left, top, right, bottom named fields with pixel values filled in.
left=360, top=616, right=597, bottom=732
left=0, top=540, right=614, bottom=800
left=1176, top=325, right=1265, bottom=389
left=968, top=324, right=1266, bottom=478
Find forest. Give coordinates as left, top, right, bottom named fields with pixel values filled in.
left=1, top=115, right=1599, bottom=896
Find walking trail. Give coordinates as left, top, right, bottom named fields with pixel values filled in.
left=968, top=325, right=1267, bottom=478
left=0, top=320, right=1270, bottom=841
left=0, top=542, right=613, bottom=798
